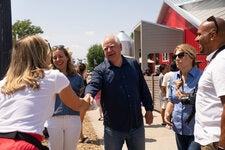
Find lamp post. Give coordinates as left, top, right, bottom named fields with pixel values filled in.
left=0, top=0, right=12, bottom=79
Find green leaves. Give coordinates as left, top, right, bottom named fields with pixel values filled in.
left=12, top=19, right=43, bottom=41
left=86, top=44, right=104, bottom=71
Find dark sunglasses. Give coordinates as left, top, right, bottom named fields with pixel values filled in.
left=172, top=52, right=186, bottom=59
left=207, top=16, right=219, bottom=33
left=52, top=45, right=65, bottom=50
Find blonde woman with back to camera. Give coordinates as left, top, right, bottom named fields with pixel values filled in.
left=0, top=35, right=90, bottom=150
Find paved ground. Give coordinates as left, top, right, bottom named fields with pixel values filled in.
left=86, top=108, right=177, bottom=150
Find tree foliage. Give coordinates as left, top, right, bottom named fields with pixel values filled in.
left=130, top=32, right=134, bottom=39
left=86, top=44, right=104, bottom=71
left=12, top=19, right=43, bottom=42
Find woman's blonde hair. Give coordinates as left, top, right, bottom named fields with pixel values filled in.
left=50, top=46, right=77, bottom=76
left=174, top=43, right=196, bottom=66
left=1, top=35, right=51, bottom=95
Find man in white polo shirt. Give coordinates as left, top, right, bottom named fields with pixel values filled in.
left=194, top=16, right=225, bottom=150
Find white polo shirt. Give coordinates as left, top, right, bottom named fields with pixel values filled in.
left=0, top=69, right=69, bottom=135
left=195, top=49, right=225, bottom=145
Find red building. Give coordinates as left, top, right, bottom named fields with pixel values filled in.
left=133, top=0, right=225, bottom=73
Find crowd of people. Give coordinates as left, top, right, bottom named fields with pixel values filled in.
left=158, top=16, right=225, bottom=150
left=0, top=16, right=225, bottom=150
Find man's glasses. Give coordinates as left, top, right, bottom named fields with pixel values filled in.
left=207, top=16, right=219, bottom=33
left=52, top=45, right=65, bottom=50
left=172, top=52, right=186, bottom=59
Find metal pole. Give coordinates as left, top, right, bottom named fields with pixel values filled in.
left=0, top=0, right=12, bottom=79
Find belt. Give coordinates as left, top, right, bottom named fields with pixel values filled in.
left=0, top=131, right=49, bottom=150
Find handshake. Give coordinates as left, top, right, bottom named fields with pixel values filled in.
left=83, top=94, right=98, bottom=111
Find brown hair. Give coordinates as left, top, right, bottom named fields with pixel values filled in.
left=51, top=46, right=77, bottom=76
left=76, top=63, right=87, bottom=80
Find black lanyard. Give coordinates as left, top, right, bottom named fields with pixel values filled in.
left=210, top=45, right=225, bottom=62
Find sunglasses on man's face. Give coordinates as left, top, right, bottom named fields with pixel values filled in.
left=172, top=52, right=186, bottom=59
left=207, top=16, right=219, bottom=33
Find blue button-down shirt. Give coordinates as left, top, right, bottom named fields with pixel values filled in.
left=169, top=66, right=202, bottom=135
left=85, top=56, right=153, bottom=132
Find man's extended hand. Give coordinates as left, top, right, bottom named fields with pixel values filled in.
left=83, top=93, right=99, bottom=110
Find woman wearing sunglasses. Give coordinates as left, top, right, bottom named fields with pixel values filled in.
left=164, top=44, right=202, bottom=150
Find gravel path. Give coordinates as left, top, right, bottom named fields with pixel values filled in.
left=77, top=115, right=103, bottom=150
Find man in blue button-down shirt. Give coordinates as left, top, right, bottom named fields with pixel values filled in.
left=84, top=35, right=154, bottom=150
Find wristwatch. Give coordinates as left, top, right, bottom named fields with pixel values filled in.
left=218, top=146, right=224, bottom=150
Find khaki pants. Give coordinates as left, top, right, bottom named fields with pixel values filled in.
left=201, top=142, right=218, bottom=150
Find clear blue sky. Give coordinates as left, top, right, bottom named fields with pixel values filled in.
left=11, top=0, right=164, bottom=61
